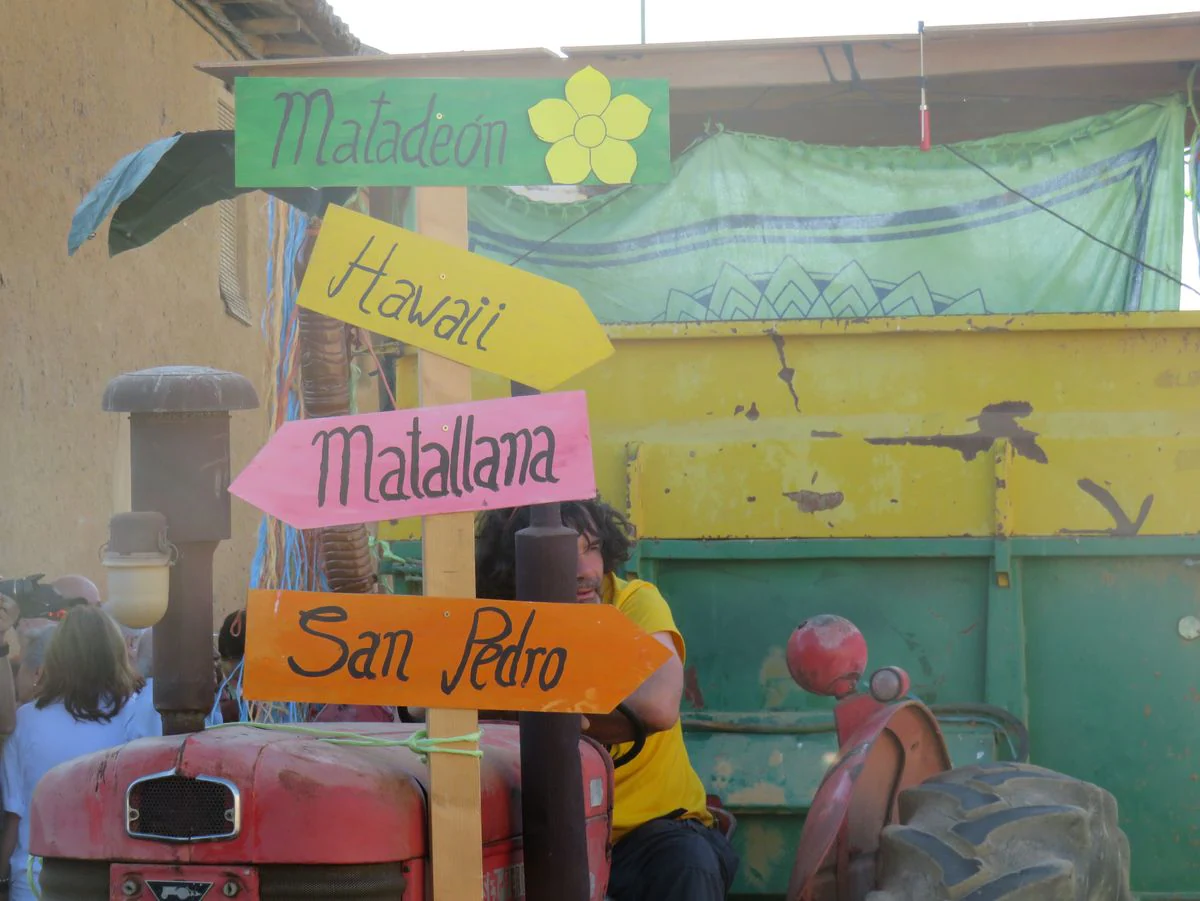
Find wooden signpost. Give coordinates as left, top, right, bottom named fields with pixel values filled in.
left=235, top=67, right=671, bottom=187
left=413, top=185, right=486, bottom=901
left=243, top=588, right=671, bottom=712
left=232, top=63, right=671, bottom=901
left=295, top=204, right=613, bottom=390
left=228, top=391, right=597, bottom=529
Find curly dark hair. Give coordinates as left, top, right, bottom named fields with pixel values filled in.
left=218, top=609, right=246, bottom=661
left=475, top=498, right=635, bottom=600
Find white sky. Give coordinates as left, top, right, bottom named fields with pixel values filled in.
left=328, top=1, right=1200, bottom=306
left=330, top=0, right=1200, bottom=53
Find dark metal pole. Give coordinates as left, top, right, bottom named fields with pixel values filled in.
left=102, top=367, right=258, bottom=735
left=513, top=383, right=590, bottom=901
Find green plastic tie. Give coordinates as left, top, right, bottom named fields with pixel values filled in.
left=206, top=722, right=484, bottom=763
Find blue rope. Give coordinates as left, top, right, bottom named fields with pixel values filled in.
left=238, top=200, right=318, bottom=726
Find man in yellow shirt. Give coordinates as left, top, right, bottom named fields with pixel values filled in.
left=473, top=498, right=739, bottom=901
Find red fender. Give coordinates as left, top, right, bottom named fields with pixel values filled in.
left=786, top=698, right=952, bottom=901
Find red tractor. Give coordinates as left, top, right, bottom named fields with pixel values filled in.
left=29, top=614, right=1131, bottom=900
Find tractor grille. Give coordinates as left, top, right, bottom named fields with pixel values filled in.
left=126, top=772, right=240, bottom=842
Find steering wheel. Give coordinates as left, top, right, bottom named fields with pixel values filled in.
left=608, top=703, right=648, bottom=769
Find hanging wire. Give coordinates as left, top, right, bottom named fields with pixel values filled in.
left=1186, top=66, right=1200, bottom=296
left=843, top=68, right=1200, bottom=301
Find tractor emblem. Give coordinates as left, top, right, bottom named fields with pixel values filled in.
left=146, top=881, right=213, bottom=901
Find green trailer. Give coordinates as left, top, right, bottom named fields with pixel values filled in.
left=382, top=313, right=1200, bottom=897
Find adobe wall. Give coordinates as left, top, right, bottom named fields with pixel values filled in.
left=0, top=1, right=274, bottom=625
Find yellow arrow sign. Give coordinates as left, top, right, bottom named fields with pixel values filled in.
left=297, top=204, right=613, bottom=390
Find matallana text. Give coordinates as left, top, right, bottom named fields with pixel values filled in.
left=311, top=414, right=560, bottom=508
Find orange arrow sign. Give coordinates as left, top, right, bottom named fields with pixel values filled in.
left=244, top=589, right=671, bottom=713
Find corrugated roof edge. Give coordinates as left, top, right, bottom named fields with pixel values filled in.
left=289, top=0, right=362, bottom=56
left=195, top=0, right=362, bottom=58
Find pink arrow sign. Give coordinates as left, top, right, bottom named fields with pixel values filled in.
left=230, top=391, right=596, bottom=529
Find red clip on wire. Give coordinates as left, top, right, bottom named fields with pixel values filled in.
left=918, top=21, right=931, bottom=152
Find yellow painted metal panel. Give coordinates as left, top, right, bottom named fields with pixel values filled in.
left=380, top=312, right=1200, bottom=541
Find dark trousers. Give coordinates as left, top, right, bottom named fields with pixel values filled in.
left=607, top=816, right=739, bottom=901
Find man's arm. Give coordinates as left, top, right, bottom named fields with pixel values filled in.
left=408, top=627, right=685, bottom=746
left=581, top=631, right=683, bottom=746
left=0, top=662, right=15, bottom=737
left=0, top=599, right=21, bottom=736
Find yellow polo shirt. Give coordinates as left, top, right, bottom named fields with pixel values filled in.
left=604, top=574, right=713, bottom=843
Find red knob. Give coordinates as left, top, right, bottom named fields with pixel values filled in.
left=786, top=615, right=868, bottom=698
left=868, top=666, right=911, bottom=703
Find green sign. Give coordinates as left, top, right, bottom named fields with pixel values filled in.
left=234, top=67, right=671, bottom=189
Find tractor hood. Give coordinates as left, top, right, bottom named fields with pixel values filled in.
left=28, top=722, right=570, bottom=866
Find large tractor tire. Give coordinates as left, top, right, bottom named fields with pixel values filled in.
left=867, top=762, right=1133, bottom=901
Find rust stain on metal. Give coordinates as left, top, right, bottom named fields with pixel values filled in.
left=1155, top=369, right=1200, bottom=388
left=964, top=318, right=1010, bottom=333
left=278, top=768, right=323, bottom=799
left=784, top=489, right=845, bottom=513
left=864, top=401, right=1048, bottom=464
left=683, top=665, right=706, bottom=710
left=1060, top=479, right=1154, bottom=537
left=769, top=332, right=801, bottom=412
left=811, top=430, right=842, bottom=439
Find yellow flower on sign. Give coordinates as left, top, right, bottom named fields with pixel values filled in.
left=527, top=66, right=653, bottom=185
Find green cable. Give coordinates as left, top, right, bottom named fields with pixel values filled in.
left=206, top=722, right=484, bottom=762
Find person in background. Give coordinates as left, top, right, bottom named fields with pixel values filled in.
left=0, top=596, right=20, bottom=750
left=13, top=574, right=100, bottom=649
left=470, top=499, right=739, bottom=901
left=134, top=630, right=153, bottom=681
left=46, top=576, right=99, bottom=607
left=13, top=626, right=55, bottom=706
left=0, top=606, right=161, bottom=899
left=126, top=631, right=165, bottom=733
left=215, top=611, right=246, bottom=724
left=118, top=625, right=144, bottom=664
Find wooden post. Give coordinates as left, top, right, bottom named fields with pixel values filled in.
left=415, top=186, right=483, bottom=900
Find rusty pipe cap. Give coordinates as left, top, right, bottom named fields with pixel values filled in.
left=102, top=366, right=259, bottom=414
left=106, top=512, right=169, bottom=555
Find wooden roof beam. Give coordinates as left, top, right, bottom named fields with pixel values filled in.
left=238, top=16, right=304, bottom=35
left=262, top=39, right=323, bottom=57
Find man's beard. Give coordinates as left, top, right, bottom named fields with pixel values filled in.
left=577, top=577, right=602, bottom=602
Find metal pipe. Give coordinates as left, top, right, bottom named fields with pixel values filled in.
left=509, top=375, right=589, bottom=900
left=102, top=367, right=258, bottom=735
left=516, top=501, right=591, bottom=901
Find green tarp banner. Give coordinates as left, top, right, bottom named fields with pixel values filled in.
left=465, top=97, right=1185, bottom=323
